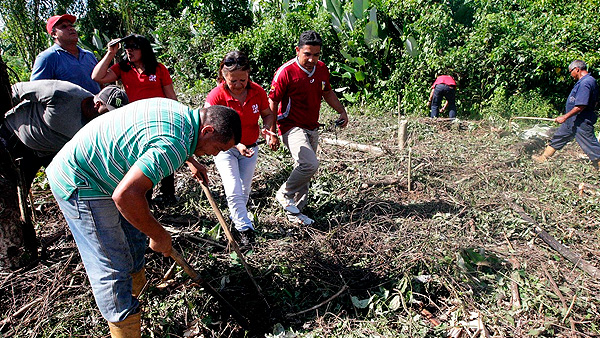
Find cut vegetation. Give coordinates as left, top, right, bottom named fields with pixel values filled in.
left=1, top=110, right=599, bottom=337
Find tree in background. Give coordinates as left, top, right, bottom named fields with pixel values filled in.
left=2, top=0, right=600, bottom=119
left=0, top=54, right=38, bottom=269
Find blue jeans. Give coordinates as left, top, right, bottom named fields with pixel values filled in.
left=214, top=145, right=259, bottom=231
left=550, top=114, right=600, bottom=161
left=51, top=190, right=147, bottom=322
left=431, top=84, right=457, bottom=118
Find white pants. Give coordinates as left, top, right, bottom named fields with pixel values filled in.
left=214, top=145, right=258, bottom=231
left=279, top=127, right=319, bottom=212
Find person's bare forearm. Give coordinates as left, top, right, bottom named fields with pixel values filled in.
left=92, top=50, right=117, bottom=83
left=323, top=90, right=349, bottom=127
left=555, top=106, right=584, bottom=124
left=260, top=108, right=276, bottom=132
left=269, top=99, right=279, bottom=118
left=112, top=166, right=172, bottom=255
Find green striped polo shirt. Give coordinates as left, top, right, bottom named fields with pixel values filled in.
left=46, top=98, right=199, bottom=200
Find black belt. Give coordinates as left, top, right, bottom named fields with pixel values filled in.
left=245, top=142, right=257, bottom=148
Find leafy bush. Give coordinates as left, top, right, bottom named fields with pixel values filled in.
left=3, top=0, right=600, bottom=119
left=481, top=87, right=557, bottom=120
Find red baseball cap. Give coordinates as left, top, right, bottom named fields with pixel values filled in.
left=46, top=14, right=76, bottom=35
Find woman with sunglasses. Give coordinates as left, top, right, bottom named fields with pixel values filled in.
left=205, top=50, right=279, bottom=245
left=92, top=34, right=178, bottom=204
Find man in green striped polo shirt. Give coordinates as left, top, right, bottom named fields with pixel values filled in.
left=46, top=99, right=241, bottom=337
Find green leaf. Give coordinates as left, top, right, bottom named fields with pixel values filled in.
left=206, top=223, right=221, bottom=240
left=404, top=36, right=420, bottom=58
left=351, top=295, right=374, bottom=309
left=341, top=64, right=357, bottom=73
left=354, top=71, right=365, bottom=81
left=229, top=252, right=241, bottom=266
left=364, top=9, right=380, bottom=46
left=323, top=0, right=343, bottom=23
left=343, top=92, right=358, bottom=103
left=343, top=12, right=356, bottom=32
left=340, top=50, right=353, bottom=60
left=331, top=15, right=342, bottom=33
left=92, top=29, right=103, bottom=50
left=389, top=295, right=401, bottom=311
left=352, top=0, right=370, bottom=19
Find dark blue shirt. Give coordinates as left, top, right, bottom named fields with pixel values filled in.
left=30, top=44, right=101, bottom=94
left=566, top=73, right=598, bottom=119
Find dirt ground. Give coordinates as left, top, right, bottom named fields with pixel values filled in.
left=1, top=114, right=599, bottom=337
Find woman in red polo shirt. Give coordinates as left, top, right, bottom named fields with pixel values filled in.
left=204, top=50, right=279, bottom=245
left=92, top=34, right=178, bottom=203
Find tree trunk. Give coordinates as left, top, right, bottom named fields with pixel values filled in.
left=0, top=54, right=38, bottom=269
left=0, top=54, right=11, bottom=122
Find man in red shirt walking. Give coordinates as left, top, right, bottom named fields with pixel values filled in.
left=269, top=30, right=349, bottom=225
left=428, top=75, right=457, bottom=118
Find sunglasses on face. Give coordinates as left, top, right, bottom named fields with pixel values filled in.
left=124, top=43, right=140, bottom=50
left=55, top=22, right=75, bottom=30
left=224, top=57, right=248, bottom=67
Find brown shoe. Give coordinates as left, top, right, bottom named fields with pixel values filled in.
left=532, top=146, right=556, bottom=163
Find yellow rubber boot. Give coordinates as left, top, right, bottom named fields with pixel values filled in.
left=131, top=267, right=146, bottom=298
left=532, top=146, right=556, bottom=163
left=108, top=312, right=141, bottom=338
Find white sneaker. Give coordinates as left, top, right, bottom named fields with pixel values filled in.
left=287, top=213, right=314, bottom=225
left=276, top=191, right=300, bottom=214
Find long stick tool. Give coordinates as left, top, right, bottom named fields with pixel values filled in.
left=509, top=116, right=556, bottom=124
left=199, top=181, right=269, bottom=308
left=169, top=248, right=251, bottom=329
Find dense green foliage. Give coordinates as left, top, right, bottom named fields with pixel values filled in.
left=1, top=0, right=599, bottom=117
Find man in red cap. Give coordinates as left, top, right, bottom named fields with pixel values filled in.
left=30, top=14, right=101, bottom=94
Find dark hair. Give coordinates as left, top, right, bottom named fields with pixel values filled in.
left=298, top=30, right=322, bottom=48
left=118, top=34, right=159, bottom=75
left=217, top=50, right=251, bottom=89
left=203, top=105, right=242, bottom=145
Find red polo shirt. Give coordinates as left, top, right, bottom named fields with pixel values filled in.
left=205, top=81, right=269, bottom=146
left=432, top=75, right=456, bottom=88
left=269, top=58, right=332, bottom=135
left=110, top=63, right=173, bottom=102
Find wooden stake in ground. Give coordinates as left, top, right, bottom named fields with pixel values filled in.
left=199, top=181, right=269, bottom=307
left=508, top=200, right=600, bottom=279
left=407, top=147, right=412, bottom=192
left=398, top=119, right=408, bottom=149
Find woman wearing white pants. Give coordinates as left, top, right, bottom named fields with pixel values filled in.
left=205, top=50, right=279, bottom=245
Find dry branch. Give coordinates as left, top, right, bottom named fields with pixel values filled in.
left=577, top=182, right=600, bottom=196
left=421, top=308, right=441, bottom=327
left=0, top=296, right=42, bottom=329
left=321, top=137, right=384, bottom=155
left=362, top=175, right=401, bottom=187
left=542, top=264, right=577, bottom=335
left=508, top=200, right=600, bottom=279
left=286, top=285, right=348, bottom=317
left=508, top=258, right=521, bottom=310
